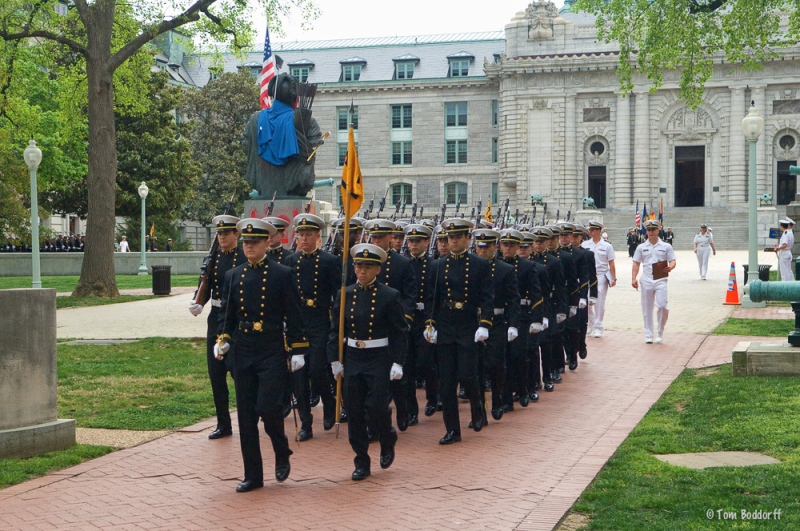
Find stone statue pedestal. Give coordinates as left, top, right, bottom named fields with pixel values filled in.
left=0, top=289, right=75, bottom=458
left=573, top=209, right=603, bottom=227
left=244, top=199, right=338, bottom=245
left=757, top=206, right=778, bottom=247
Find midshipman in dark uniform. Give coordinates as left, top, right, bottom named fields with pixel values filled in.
left=328, top=243, right=408, bottom=480
left=263, top=216, right=289, bottom=263
left=217, top=218, right=308, bottom=492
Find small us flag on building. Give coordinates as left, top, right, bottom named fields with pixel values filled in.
left=260, top=26, right=275, bottom=109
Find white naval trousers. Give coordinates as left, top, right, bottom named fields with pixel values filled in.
left=779, top=249, right=794, bottom=281
left=589, top=272, right=610, bottom=333
left=696, top=246, right=711, bottom=278
left=640, top=277, right=669, bottom=339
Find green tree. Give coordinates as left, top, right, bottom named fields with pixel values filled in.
left=0, top=0, right=318, bottom=297
left=182, top=70, right=260, bottom=225
left=574, top=0, right=799, bottom=107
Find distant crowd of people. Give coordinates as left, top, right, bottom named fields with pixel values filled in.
left=117, top=235, right=173, bottom=252
left=626, top=227, right=675, bottom=257
left=1, top=234, right=85, bottom=253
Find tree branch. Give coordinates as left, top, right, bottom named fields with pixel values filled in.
left=0, top=28, right=87, bottom=55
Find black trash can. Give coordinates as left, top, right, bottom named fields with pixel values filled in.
left=742, top=264, right=772, bottom=285
left=151, top=265, right=172, bottom=295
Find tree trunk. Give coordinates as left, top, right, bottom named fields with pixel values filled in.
left=74, top=6, right=119, bottom=297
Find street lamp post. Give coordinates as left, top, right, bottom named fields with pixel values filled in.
left=741, top=101, right=766, bottom=308
left=24, top=139, right=43, bottom=288
left=138, top=181, right=149, bottom=275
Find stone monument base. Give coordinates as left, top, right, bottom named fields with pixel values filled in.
left=573, top=209, right=603, bottom=227
left=0, top=419, right=76, bottom=459
left=732, top=341, right=800, bottom=377
left=244, top=199, right=337, bottom=243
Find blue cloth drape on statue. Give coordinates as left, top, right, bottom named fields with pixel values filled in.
left=257, top=101, right=299, bottom=166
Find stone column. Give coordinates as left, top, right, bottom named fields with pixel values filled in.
left=633, top=91, right=651, bottom=203
left=614, top=92, right=632, bottom=206
left=728, top=87, right=747, bottom=203
left=565, top=94, right=577, bottom=207
left=752, top=86, right=768, bottom=195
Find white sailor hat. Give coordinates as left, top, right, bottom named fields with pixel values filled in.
left=262, top=216, right=290, bottom=231
left=478, top=219, right=493, bottom=229
left=293, top=213, right=325, bottom=231
left=442, top=218, right=474, bottom=234
left=587, top=220, right=605, bottom=231
left=519, top=230, right=535, bottom=245
left=780, top=218, right=795, bottom=226
left=418, top=219, right=435, bottom=228
left=546, top=225, right=562, bottom=237
left=332, top=217, right=364, bottom=232
left=237, top=218, right=276, bottom=240
left=643, top=219, right=662, bottom=230
left=393, top=221, right=409, bottom=235
left=472, top=229, right=500, bottom=246
left=531, top=227, right=554, bottom=241
left=557, top=222, right=578, bottom=234
left=435, top=226, right=448, bottom=239
left=499, top=229, right=523, bottom=244
left=404, top=224, right=433, bottom=239
left=364, top=218, right=396, bottom=235
left=350, top=243, right=388, bottom=264
left=212, top=215, right=240, bottom=231
left=573, top=224, right=589, bottom=236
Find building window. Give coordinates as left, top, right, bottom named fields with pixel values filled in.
left=590, top=141, right=605, bottom=156
left=249, top=67, right=260, bottom=78
left=338, top=143, right=357, bottom=167
left=338, top=106, right=358, bottom=130
left=445, top=182, right=468, bottom=205
left=491, top=182, right=498, bottom=204
left=395, top=62, right=414, bottom=80
left=445, top=102, right=467, bottom=127
left=492, top=100, right=498, bottom=126
left=780, top=135, right=796, bottom=150
left=492, top=138, right=498, bottom=163
left=55, top=2, right=69, bottom=16
left=392, top=142, right=412, bottom=165
left=449, top=59, right=469, bottom=77
left=291, top=67, right=309, bottom=83
left=391, top=183, right=413, bottom=206
left=446, top=140, right=467, bottom=164
left=342, top=64, right=361, bottom=82
left=391, top=104, right=412, bottom=128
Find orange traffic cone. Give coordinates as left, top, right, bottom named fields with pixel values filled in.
left=723, top=262, right=741, bottom=305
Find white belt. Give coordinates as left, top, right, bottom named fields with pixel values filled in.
left=347, top=337, right=389, bottom=349
left=416, top=303, right=425, bottom=311
left=520, top=299, right=531, bottom=306
left=494, top=308, right=505, bottom=315
left=211, top=299, right=222, bottom=308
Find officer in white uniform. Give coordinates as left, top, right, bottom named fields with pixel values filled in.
left=692, top=224, right=715, bottom=280
left=774, top=218, right=795, bottom=281
left=581, top=220, right=616, bottom=338
left=632, top=220, right=677, bottom=344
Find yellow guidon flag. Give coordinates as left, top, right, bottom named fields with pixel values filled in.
left=149, top=222, right=155, bottom=238
left=340, top=102, right=364, bottom=218
left=485, top=201, right=493, bottom=224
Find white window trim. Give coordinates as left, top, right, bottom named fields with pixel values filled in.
left=441, top=178, right=472, bottom=206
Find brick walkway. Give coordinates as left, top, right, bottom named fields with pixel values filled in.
left=2, top=249, right=787, bottom=530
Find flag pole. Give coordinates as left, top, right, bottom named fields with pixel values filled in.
left=334, top=189, right=350, bottom=439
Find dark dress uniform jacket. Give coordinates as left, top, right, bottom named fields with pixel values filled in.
left=376, top=249, right=417, bottom=326
left=555, top=247, right=580, bottom=308
left=266, top=245, right=287, bottom=264
left=504, top=256, right=544, bottom=326
left=570, top=246, right=592, bottom=301
left=489, top=258, right=520, bottom=330
left=532, top=252, right=568, bottom=338
left=425, top=252, right=494, bottom=346
left=283, top=249, right=342, bottom=317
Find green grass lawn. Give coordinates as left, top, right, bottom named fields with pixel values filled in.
left=57, top=337, right=225, bottom=430
left=0, top=274, right=198, bottom=293
left=56, top=295, right=155, bottom=309
left=0, top=445, right=115, bottom=489
left=571, top=365, right=800, bottom=530
left=713, top=318, right=794, bottom=337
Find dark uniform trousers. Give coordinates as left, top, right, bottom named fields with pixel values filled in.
left=293, top=315, right=335, bottom=429
left=436, top=335, right=481, bottom=434
left=207, top=307, right=233, bottom=431
left=409, top=316, right=437, bottom=412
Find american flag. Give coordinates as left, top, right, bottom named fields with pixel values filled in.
left=259, top=26, right=275, bottom=109
left=635, top=200, right=640, bottom=228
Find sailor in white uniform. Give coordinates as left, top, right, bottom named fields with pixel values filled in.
left=581, top=220, right=616, bottom=338
left=774, top=218, right=795, bottom=281
left=692, top=224, right=715, bottom=280
left=632, top=220, right=677, bottom=344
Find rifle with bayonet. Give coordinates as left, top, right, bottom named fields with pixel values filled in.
left=193, top=192, right=235, bottom=306
left=498, top=197, right=510, bottom=230
left=468, top=197, right=482, bottom=253
left=363, top=192, right=376, bottom=220
left=290, top=192, right=314, bottom=253
left=375, top=188, right=389, bottom=219
left=267, top=190, right=277, bottom=217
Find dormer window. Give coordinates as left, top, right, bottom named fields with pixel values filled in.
left=340, top=57, right=367, bottom=82
left=392, top=54, right=419, bottom=80
left=288, top=59, right=315, bottom=83
left=447, top=51, right=475, bottom=77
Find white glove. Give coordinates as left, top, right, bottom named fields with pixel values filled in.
left=213, top=340, right=230, bottom=360
left=589, top=297, right=597, bottom=306
left=390, top=363, right=403, bottom=380
left=474, top=326, right=489, bottom=342
left=507, top=327, right=518, bottom=342
left=542, top=317, right=549, bottom=330
left=189, top=300, right=203, bottom=316
left=424, top=326, right=438, bottom=344
left=416, top=302, right=425, bottom=311
left=578, top=298, right=587, bottom=309
left=331, top=361, right=344, bottom=379
left=290, top=354, right=305, bottom=372
left=569, top=306, right=577, bottom=317
left=529, top=322, right=544, bottom=334
left=556, top=313, right=567, bottom=324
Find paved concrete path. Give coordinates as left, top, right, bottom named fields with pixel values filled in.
left=2, top=249, right=784, bottom=530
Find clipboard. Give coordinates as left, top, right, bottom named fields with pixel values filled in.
left=652, top=260, right=669, bottom=280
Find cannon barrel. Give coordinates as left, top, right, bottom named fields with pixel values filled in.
left=314, top=178, right=335, bottom=188
left=749, top=280, right=800, bottom=303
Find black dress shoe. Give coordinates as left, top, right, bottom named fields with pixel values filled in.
left=568, top=359, right=578, bottom=371
left=436, top=401, right=443, bottom=411
left=408, top=414, right=419, bottom=426
left=296, top=427, right=313, bottom=442
left=470, top=406, right=484, bottom=432
left=352, top=467, right=371, bottom=480
left=519, top=394, right=530, bottom=407
left=439, top=431, right=462, bottom=445
left=275, top=461, right=291, bottom=482
left=458, top=388, right=468, bottom=400
left=380, top=445, right=395, bottom=469
left=208, top=427, right=232, bottom=439
left=323, top=405, right=335, bottom=431
left=424, top=404, right=437, bottom=417
left=529, top=390, right=540, bottom=401
left=397, top=414, right=409, bottom=432
left=579, top=348, right=587, bottom=359
left=532, top=381, right=541, bottom=391
left=544, top=381, right=554, bottom=392
left=236, top=479, right=263, bottom=492
left=309, top=392, right=320, bottom=408
left=491, top=407, right=504, bottom=421
left=552, top=371, right=563, bottom=383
